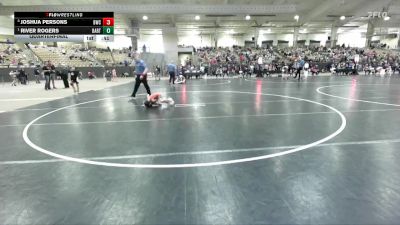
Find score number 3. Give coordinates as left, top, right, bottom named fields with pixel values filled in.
left=102, top=18, right=114, bottom=26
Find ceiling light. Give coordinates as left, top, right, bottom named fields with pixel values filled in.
left=340, top=16, right=346, bottom=20
left=142, top=15, right=148, bottom=21
left=195, top=15, right=200, bottom=20
left=150, top=30, right=162, bottom=35
left=294, top=15, right=299, bottom=21
left=245, top=15, right=251, bottom=20
left=384, top=16, right=390, bottom=21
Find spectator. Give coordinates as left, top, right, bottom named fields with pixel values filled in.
left=42, top=61, right=52, bottom=90
left=88, top=71, right=96, bottom=80
left=48, top=61, right=57, bottom=89
left=34, top=65, right=41, bottom=84
left=9, top=70, right=19, bottom=86
left=60, top=65, right=69, bottom=88
left=111, top=68, right=117, bottom=81
left=69, top=67, right=81, bottom=94
left=104, top=69, right=112, bottom=81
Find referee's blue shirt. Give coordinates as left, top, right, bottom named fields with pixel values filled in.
left=167, top=63, right=176, bottom=73
left=135, top=60, right=147, bottom=78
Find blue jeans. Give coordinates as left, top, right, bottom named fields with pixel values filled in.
left=44, top=75, right=51, bottom=90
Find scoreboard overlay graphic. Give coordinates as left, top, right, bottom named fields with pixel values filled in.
left=14, top=12, right=114, bottom=42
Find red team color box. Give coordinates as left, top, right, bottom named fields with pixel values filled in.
left=103, top=18, right=114, bottom=26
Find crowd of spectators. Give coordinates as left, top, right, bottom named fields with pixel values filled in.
left=192, top=45, right=400, bottom=77
left=0, top=43, right=135, bottom=88
left=193, top=46, right=278, bottom=77
left=30, top=44, right=100, bottom=67
left=2, top=42, right=400, bottom=86
left=1, top=43, right=131, bottom=68
left=112, top=48, right=132, bottom=66
left=0, top=44, right=37, bottom=67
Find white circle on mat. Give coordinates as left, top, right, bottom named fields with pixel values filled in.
left=317, top=84, right=400, bottom=107
left=23, top=91, right=347, bottom=168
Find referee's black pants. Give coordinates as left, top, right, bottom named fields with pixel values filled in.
left=294, top=68, right=302, bottom=80
left=131, top=76, right=151, bottom=97
left=62, top=74, right=69, bottom=88
left=169, top=71, right=175, bottom=84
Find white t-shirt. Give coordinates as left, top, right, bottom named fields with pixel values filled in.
left=379, top=68, right=385, bottom=76
left=258, top=57, right=263, bottom=65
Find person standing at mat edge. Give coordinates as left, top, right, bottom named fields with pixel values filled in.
left=42, top=61, right=54, bottom=90
left=167, top=62, right=177, bottom=85
left=130, top=52, right=151, bottom=98
left=34, top=65, right=41, bottom=84
left=60, top=65, right=69, bottom=88
left=69, top=67, right=81, bottom=94
left=294, top=57, right=305, bottom=81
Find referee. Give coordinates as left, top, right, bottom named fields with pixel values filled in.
left=130, top=52, right=151, bottom=98
left=167, top=62, right=177, bottom=84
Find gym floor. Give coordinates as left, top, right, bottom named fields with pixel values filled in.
left=1, top=75, right=400, bottom=224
